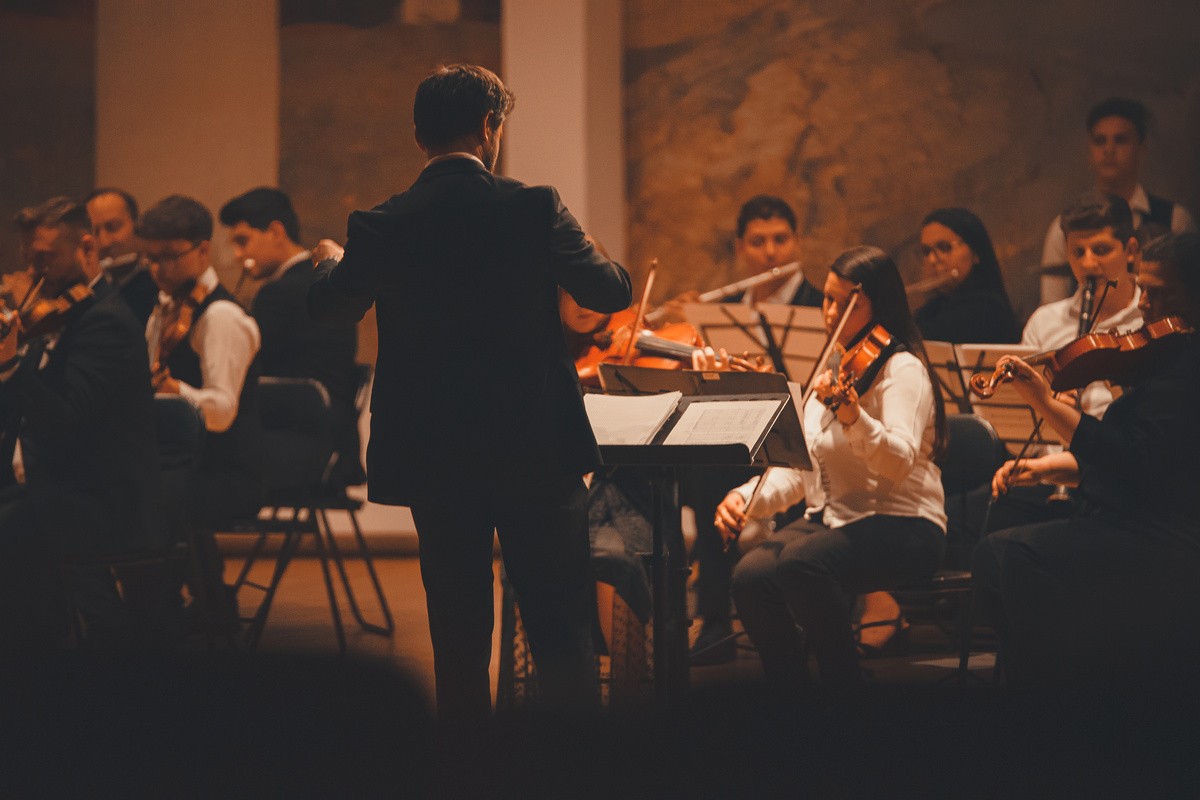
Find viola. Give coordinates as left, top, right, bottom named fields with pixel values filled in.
left=969, top=315, right=1194, bottom=398
left=152, top=279, right=212, bottom=375
left=823, top=325, right=895, bottom=412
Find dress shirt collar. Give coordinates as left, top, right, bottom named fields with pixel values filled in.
left=157, top=265, right=220, bottom=308
left=261, top=250, right=311, bottom=286
left=1128, top=184, right=1151, bottom=216
left=424, top=152, right=486, bottom=169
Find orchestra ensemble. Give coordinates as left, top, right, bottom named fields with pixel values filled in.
left=3, top=65, right=1199, bottom=728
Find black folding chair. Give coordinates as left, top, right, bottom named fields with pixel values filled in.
left=230, top=377, right=391, bottom=655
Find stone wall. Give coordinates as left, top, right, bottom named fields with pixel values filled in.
left=279, top=8, right=500, bottom=360
left=624, top=0, right=1200, bottom=322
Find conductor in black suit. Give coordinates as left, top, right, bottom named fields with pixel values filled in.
left=309, top=64, right=632, bottom=720
left=0, top=197, right=162, bottom=650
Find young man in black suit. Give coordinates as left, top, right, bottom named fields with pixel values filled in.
left=0, top=197, right=162, bottom=651
left=220, top=187, right=365, bottom=492
left=309, top=64, right=632, bottom=721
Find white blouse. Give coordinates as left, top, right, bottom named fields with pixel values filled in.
left=733, top=350, right=947, bottom=532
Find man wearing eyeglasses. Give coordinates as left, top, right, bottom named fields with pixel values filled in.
left=141, top=194, right=262, bottom=628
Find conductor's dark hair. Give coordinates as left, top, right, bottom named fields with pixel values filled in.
left=136, top=195, right=213, bottom=244
left=414, top=64, right=515, bottom=149
left=828, top=245, right=947, bottom=458
left=1087, top=97, right=1147, bottom=142
left=14, top=196, right=92, bottom=245
left=220, top=187, right=301, bottom=244
left=85, top=187, right=139, bottom=221
left=736, top=195, right=797, bottom=238
left=1059, top=192, right=1135, bottom=244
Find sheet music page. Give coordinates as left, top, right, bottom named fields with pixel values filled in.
left=584, top=391, right=683, bottom=446
left=662, top=399, right=782, bottom=449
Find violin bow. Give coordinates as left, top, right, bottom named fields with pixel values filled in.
left=732, top=286, right=861, bottom=548
left=620, top=258, right=658, bottom=366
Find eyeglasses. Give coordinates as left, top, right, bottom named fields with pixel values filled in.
left=146, top=242, right=201, bottom=267
left=920, top=239, right=965, bottom=259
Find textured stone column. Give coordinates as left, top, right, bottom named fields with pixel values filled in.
left=502, top=0, right=626, bottom=263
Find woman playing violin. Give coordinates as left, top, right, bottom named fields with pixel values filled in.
left=715, top=246, right=948, bottom=693
left=971, top=232, right=1200, bottom=688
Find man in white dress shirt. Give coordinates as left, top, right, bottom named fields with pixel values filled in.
left=139, top=195, right=262, bottom=625
left=1040, top=98, right=1195, bottom=302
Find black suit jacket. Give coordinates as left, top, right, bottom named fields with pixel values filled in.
left=252, top=259, right=364, bottom=487
left=0, top=281, right=162, bottom=557
left=309, top=157, right=632, bottom=505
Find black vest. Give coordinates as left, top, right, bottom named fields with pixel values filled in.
left=165, top=284, right=261, bottom=482
left=1144, top=193, right=1175, bottom=230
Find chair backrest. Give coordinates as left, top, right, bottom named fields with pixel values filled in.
left=256, top=377, right=336, bottom=505
left=937, top=413, right=1001, bottom=497
left=154, top=395, right=206, bottom=536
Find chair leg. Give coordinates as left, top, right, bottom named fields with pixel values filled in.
left=308, top=510, right=346, bottom=656
left=317, top=507, right=394, bottom=636
left=231, top=531, right=270, bottom=594
left=244, top=529, right=299, bottom=651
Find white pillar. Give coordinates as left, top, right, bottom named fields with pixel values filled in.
left=501, top=0, right=626, bottom=264
left=95, top=0, right=280, bottom=284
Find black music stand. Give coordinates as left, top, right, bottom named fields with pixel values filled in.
left=587, top=370, right=810, bottom=699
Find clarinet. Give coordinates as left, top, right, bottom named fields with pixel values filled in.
left=1046, top=276, right=1097, bottom=507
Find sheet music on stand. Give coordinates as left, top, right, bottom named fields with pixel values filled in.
left=683, top=303, right=826, bottom=385
left=955, top=344, right=1063, bottom=449
left=923, top=340, right=972, bottom=413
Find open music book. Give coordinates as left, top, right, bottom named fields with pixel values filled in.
left=583, top=391, right=682, bottom=446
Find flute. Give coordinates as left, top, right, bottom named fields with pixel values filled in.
left=643, top=262, right=802, bottom=326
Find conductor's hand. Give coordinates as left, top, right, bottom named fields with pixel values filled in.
left=653, top=290, right=700, bottom=326
left=312, top=239, right=345, bottom=265
left=714, top=492, right=747, bottom=543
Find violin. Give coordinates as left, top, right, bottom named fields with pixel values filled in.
left=0, top=275, right=93, bottom=346
left=969, top=315, right=1194, bottom=399
left=152, top=279, right=211, bottom=375
left=572, top=306, right=714, bottom=386
left=823, top=325, right=895, bottom=412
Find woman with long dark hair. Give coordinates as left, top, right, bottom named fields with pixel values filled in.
left=913, top=207, right=1019, bottom=343
left=716, top=246, right=948, bottom=692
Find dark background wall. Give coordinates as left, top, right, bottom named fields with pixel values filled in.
left=0, top=1, right=94, bottom=274
left=624, top=0, right=1200, bottom=321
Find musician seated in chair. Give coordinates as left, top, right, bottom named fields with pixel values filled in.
left=715, top=246, right=948, bottom=694
left=976, top=192, right=1146, bottom=541
left=0, top=197, right=162, bottom=652
left=140, top=195, right=263, bottom=626
left=971, top=231, right=1200, bottom=689
left=220, top=187, right=365, bottom=495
